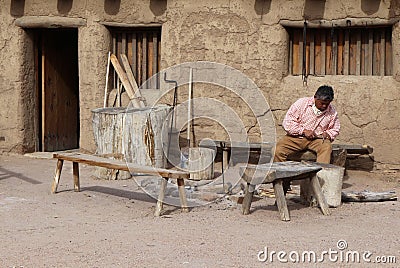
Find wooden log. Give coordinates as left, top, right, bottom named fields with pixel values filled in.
left=177, top=178, right=189, bottom=212
left=188, top=148, right=215, bottom=180
left=341, top=190, right=397, bottom=202
left=15, top=16, right=86, bottom=28
left=92, top=105, right=172, bottom=179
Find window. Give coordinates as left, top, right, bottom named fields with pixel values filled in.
left=110, top=27, right=161, bottom=88
left=287, top=26, right=392, bottom=76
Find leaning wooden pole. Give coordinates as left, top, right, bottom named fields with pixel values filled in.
left=103, top=51, right=111, bottom=108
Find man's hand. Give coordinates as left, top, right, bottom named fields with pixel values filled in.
left=322, top=132, right=331, bottom=141
left=303, top=129, right=315, bottom=140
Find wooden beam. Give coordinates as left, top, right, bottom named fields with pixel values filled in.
left=280, top=18, right=399, bottom=28
left=120, top=54, right=145, bottom=107
left=321, top=31, right=326, bottom=75
left=368, top=30, right=373, bottom=75
left=15, top=16, right=86, bottom=28
left=344, top=30, right=350, bottom=75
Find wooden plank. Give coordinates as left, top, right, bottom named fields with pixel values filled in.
left=120, top=54, right=145, bottom=107
left=148, top=32, right=154, bottom=80
left=142, top=32, right=147, bottom=84
left=380, top=30, right=386, bottom=76
left=288, top=30, right=293, bottom=74
left=53, top=152, right=190, bottom=179
left=344, top=30, right=350, bottom=75
left=385, top=28, right=392, bottom=75
left=315, top=32, right=321, bottom=75
left=41, top=38, right=46, bottom=150
left=332, top=144, right=373, bottom=154
left=332, top=30, right=338, bottom=75
left=309, top=31, right=315, bottom=75
left=310, top=174, right=330, bottom=215
left=368, top=30, right=373, bottom=75
left=306, top=29, right=311, bottom=75
left=373, top=29, right=381, bottom=75
left=153, top=33, right=158, bottom=89
left=137, top=33, right=142, bottom=86
left=356, top=30, right=361, bottom=75
left=121, top=32, right=126, bottom=56
left=292, top=29, right=300, bottom=75
left=299, top=33, right=304, bottom=75
left=132, top=33, right=137, bottom=81
left=360, top=30, right=366, bottom=75
left=110, top=54, right=141, bottom=107
left=321, top=30, right=326, bottom=75
left=325, top=30, right=332, bottom=74
left=349, top=29, right=357, bottom=75
left=337, top=29, right=344, bottom=75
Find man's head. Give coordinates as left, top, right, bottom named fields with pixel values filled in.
left=314, top=85, right=334, bottom=111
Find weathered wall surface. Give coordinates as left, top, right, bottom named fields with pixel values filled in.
left=0, top=0, right=399, bottom=168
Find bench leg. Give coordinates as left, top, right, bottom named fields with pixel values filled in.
left=273, top=180, right=290, bottom=221
left=310, top=174, right=331, bottom=216
left=177, top=178, right=189, bottom=213
left=242, top=183, right=255, bottom=215
left=51, top=159, right=64, bottom=194
left=154, top=177, right=169, bottom=216
left=73, top=162, right=80, bottom=192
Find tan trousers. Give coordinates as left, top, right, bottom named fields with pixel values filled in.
left=274, top=135, right=332, bottom=164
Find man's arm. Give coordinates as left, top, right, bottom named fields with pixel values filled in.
left=282, top=99, right=306, bottom=136
left=324, top=113, right=340, bottom=141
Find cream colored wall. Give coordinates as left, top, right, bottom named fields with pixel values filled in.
left=0, top=0, right=399, bottom=168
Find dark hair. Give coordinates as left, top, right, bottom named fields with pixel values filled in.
left=314, top=85, right=334, bottom=101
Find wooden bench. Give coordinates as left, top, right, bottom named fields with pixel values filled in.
left=240, top=161, right=330, bottom=221
left=51, top=152, right=190, bottom=216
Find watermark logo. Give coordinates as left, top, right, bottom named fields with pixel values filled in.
left=121, top=61, right=276, bottom=207
left=257, top=240, right=397, bottom=264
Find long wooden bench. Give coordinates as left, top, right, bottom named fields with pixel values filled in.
left=51, top=152, right=190, bottom=216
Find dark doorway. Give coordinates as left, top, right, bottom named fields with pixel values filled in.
left=34, top=28, right=79, bottom=151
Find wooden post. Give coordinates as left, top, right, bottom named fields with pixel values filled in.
left=120, top=54, right=145, bottom=107
left=177, top=178, right=189, bottom=212
left=273, top=180, right=290, bottom=221
left=310, top=174, right=331, bottom=215
left=154, top=177, right=168, bottom=216
left=51, top=159, right=64, bottom=193
left=242, top=183, right=255, bottom=215
left=73, top=162, right=80, bottom=192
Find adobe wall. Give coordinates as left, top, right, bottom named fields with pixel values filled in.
left=0, top=0, right=399, bottom=169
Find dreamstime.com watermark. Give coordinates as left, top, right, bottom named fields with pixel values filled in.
left=257, top=240, right=397, bottom=264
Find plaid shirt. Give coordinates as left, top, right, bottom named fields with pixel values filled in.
left=283, top=97, right=340, bottom=141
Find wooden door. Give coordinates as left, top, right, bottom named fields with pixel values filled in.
left=39, top=29, right=79, bottom=151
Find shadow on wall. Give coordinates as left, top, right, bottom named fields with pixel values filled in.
left=58, top=0, right=73, bottom=14
left=150, top=0, right=167, bottom=16
left=361, top=0, right=380, bottom=15
left=104, top=0, right=121, bottom=15
left=389, top=0, right=400, bottom=17
left=303, top=0, right=326, bottom=20
left=10, top=0, right=25, bottom=17
left=254, top=0, right=272, bottom=16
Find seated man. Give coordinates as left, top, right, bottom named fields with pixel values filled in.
left=274, top=85, right=340, bottom=191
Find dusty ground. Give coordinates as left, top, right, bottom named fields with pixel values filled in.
left=0, top=153, right=398, bottom=267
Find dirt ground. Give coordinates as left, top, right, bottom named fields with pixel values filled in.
left=0, top=153, right=398, bottom=267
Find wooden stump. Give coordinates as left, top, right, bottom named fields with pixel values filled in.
left=92, top=105, right=172, bottom=179
left=188, top=148, right=215, bottom=180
